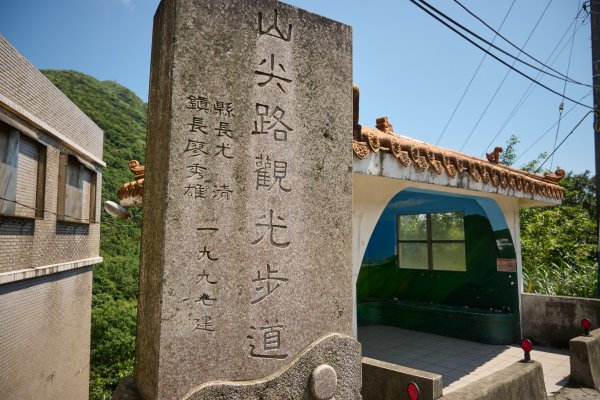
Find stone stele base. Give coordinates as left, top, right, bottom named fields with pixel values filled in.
left=114, top=333, right=362, bottom=400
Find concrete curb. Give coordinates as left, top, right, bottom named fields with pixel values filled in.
left=441, top=361, right=546, bottom=400
left=570, top=328, right=600, bottom=390
left=361, top=357, right=443, bottom=400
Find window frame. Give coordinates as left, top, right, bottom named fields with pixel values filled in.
left=396, top=210, right=467, bottom=271
left=0, top=121, right=47, bottom=219
left=57, top=153, right=97, bottom=224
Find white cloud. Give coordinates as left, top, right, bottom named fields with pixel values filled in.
left=119, top=0, right=134, bottom=11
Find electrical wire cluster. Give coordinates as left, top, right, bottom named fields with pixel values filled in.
left=410, top=0, right=596, bottom=168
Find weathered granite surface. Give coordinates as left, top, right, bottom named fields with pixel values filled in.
left=135, top=0, right=354, bottom=399
left=181, top=334, right=362, bottom=400
left=116, top=334, right=361, bottom=400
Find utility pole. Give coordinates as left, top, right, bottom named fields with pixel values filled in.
left=592, top=0, right=600, bottom=298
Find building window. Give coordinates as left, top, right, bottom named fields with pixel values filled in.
left=0, top=120, right=46, bottom=219
left=397, top=211, right=466, bottom=271
left=57, top=154, right=97, bottom=223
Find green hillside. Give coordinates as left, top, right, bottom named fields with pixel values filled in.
left=42, top=70, right=146, bottom=199
left=42, top=70, right=145, bottom=399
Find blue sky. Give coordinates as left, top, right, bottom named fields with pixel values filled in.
left=2, top=0, right=594, bottom=173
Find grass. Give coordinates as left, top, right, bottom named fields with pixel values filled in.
left=523, top=261, right=598, bottom=298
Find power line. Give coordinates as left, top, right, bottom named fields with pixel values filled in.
left=415, top=0, right=591, bottom=87
left=514, top=92, right=592, bottom=164
left=482, top=14, right=587, bottom=155
left=550, top=0, right=580, bottom=170
left=435, top=0, right=517, bottom=146
left=459, top=0, right=555, bottom=152
left=452, top=0, right=591, bottom=87
left=534, top=111, right=593, bottom=173
left=408, top=0, right=593, bottom=113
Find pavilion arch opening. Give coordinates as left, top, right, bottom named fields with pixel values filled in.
left=356, top=188, right=520, bottom=344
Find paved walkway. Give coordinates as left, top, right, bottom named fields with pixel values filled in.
left=548, top=386, right=600, bottom=399
left=358, top=325, right=571, bottom=395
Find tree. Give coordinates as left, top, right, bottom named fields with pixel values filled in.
left=496, top=134, right=598, bottom=297
left=561, top=170, right=596, bottom=219
left=499, top=134, right=519, bottom=166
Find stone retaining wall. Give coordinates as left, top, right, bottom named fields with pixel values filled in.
left=522, top=293, right=600, bottom=348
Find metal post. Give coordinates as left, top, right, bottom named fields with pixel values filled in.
left=592, top=0, right=600, bottom=298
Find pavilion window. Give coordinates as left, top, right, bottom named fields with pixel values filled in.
left=397, top=211, right=466, bottom=271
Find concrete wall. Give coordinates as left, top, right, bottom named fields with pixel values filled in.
left=440, top=361, right=546, bottom=400
left=0, top=267, right=93, bottom=400
left=362, top=357, right=443, bottom=400
left=522, top=293, right=600, bottom=348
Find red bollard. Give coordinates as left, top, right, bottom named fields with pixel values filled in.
left=521, top=339, right=533, bottom=362
left=407, top=382, right=420, bottom=400
left=581, top=318, right=592, bottom=336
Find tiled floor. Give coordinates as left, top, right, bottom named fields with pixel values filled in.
left=358, top=325, right=570, bottom=395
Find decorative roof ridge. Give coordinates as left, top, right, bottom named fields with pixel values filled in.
left=353, top=124, right=565, bottom=200
left=116, top=160, right=144, bottom=208
left=361, top=126, right=564, bottom=183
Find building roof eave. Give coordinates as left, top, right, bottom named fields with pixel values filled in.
left=352, top=126, right=564, bottom=206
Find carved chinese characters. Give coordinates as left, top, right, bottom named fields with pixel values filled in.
left=137, top=1, right=353, bottom=399
left=182, top=96, right=235, bottom=202
left=252, top=103, right=293, bottom=141
left=179, top=95, right=236, bottom=335
left=251, top=264, right=288, bottom=305
left=258, top=9, right=292, bottom=41
left=248, top=320, right=289, bottom=359
left=246, top=8, right=297, bottom=360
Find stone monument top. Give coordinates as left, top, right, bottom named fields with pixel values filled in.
left=133, top=0, right=360, bottom=398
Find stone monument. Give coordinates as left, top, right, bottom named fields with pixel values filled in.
left=134, top=0, right=359, bottom=398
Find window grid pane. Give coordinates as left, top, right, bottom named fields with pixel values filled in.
left=431, top=211, right=465, bottom=240
left=398, top=211, right=466, bottom=272
left=432, top=242, right=466, bottom=271
left=398, top=214, right=427, bottom=240
left=398, top=242, right=429, bottom=270
left=65, top=158, right=83, bottom=220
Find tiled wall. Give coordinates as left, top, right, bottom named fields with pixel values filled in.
left=0, top=267, right=93, bottom=400
left=0, top=35, right=103, bottom=160
left=0, top=35, right=105, bottom=400
left=0, top=114, right=102, bottom=274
